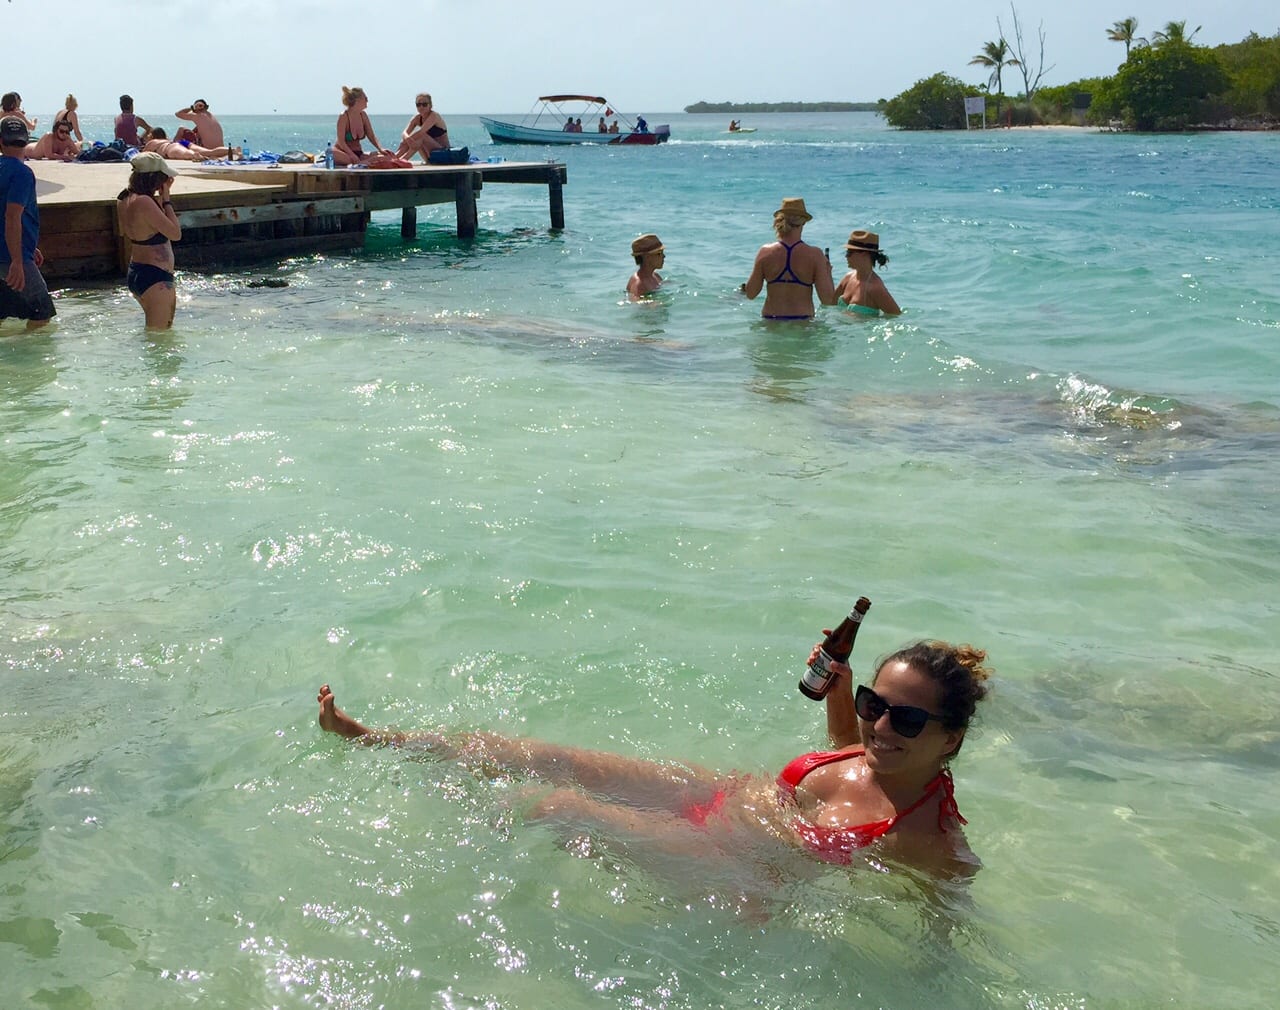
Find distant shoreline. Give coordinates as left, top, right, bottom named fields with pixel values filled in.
left=684, top=102, right=881, bottom=114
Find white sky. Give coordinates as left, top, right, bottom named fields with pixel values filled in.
left=4, top=1, right=1274, bottom=117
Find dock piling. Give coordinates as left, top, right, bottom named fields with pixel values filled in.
left=455, top=172, right=478, bottom=239
left=401, top=206, right=417, bottom=239
left=548, top=170, right=564, bottom=231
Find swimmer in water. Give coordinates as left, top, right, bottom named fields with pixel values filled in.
left=741, top=197, right=837, bottom=321
left=626, top=233, right=665, bottom=300
left=316, top=637, right=991, bottom=878
left=834, top=230, right=901, bottom=316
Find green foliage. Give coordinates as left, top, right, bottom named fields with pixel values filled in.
left=1214, top=32, right=1280, bottom=117
left=882, top=73, right=971, bottom=129
left=1034, top=78, right=1111, bottom=122
left=1105, top=41, right=1230, bottom=129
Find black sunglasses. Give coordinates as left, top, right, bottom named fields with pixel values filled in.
left=855, top=684, right=944, bottom=738
left=416, top=101, right=431, bottom=107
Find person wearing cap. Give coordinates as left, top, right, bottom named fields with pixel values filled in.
left=174, top=99, right=225, bottom=150
left=116, top=152, right=182, bottom=329
left=0, top=117, right=56, bottom=329
left=741, top=197, right=836, bottom=320
left=626, top=234, right=665, bottom=300
left=834, top=230, right=901, bottom=317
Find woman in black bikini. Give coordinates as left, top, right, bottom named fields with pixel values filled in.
left=117, top=153, right=181, bottom=329
left=54, top=95, right=84, bottom=144
left=396, top=93, right=450, bottom=162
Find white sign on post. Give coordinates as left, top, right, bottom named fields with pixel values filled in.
left=964, top=96, right=987, bottom=129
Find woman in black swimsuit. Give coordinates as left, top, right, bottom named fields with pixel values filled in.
left=397, top=93, right=450, bottom=162
left=117, top=152, right=182, bottom=329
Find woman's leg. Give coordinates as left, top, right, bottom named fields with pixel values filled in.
left=317, top=684, right=724, bottom=814
left=137, top=280, right=176, bottom=329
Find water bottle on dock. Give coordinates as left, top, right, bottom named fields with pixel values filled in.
left=324, top=141, right=334, bottom=170
left=242, top=138, right=250, bottom=160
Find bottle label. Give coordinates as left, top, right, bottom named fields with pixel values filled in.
left=799, top=649, right=837, bottom=696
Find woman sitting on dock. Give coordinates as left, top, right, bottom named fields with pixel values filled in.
left=142, top=128, right=238, bottom=162
left=117, top=152, right=182, bottom=329
left=334, top=87, right=407, bottom=168
left=396, top=93, right=450, bottom=163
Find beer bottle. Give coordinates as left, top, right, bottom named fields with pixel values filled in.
left=798, top=597, right=871, bottom=700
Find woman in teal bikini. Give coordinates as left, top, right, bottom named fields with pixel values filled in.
left=834, top=229, right=902, bottom=316
left=315, top=635, right=990, bottom=876
left=333, top=86, right=395, bottom=167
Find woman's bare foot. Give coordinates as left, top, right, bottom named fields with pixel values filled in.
left=317, top=684, right=372, bottom=739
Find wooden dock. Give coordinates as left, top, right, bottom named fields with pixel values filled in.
left=32, top=159, right=569, bottom=283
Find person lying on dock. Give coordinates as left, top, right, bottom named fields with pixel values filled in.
left=142, top=128, right=238, bottom=162
left=26, top=121, right=80, bottom=162
left=173, top=98, right=224, bottom=149
left=396, top=93, right=450, bottom=162
left=315, top=636, right=992, bottom=879
left=626, top=233, right=665, bottom=299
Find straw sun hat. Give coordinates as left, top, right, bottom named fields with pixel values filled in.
left=773, top=197, right=812, bottom=222
left=631, top=233, right=664, bottom=257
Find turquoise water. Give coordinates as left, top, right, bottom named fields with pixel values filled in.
left=3, top=112, right=1279, bottom=1008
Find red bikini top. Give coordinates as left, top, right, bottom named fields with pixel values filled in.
left=777, top=748, right=964, bottom=864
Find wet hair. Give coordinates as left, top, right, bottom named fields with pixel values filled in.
left=149, top=127, right=168, bottom=140
left=342, top=86, right=367, bottom=108
left=1, top=93, right=19, bottom=113
left=120, top=94, right=134, bottom=112
left=874, top=641, right=992, bottom=756
left=773, top=213, right=808, bottom=238
left=118, top=172, right=167, bottom=199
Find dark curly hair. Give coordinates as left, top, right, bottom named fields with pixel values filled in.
left=875, top=641, right=992, bottom=756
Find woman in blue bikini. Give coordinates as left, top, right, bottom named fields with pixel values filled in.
left=741, top=197, right=837, bottom=320
left=117, top=152, right=182, bottom=329
left=316, top=635, right=990, bottom=876
left=835, top=229, right=902, bottom=316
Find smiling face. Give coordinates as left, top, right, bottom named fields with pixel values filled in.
left=860, top=660, right=964, bottom=779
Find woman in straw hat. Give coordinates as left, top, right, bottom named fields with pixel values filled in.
left=835, top=230, right=901, bottom=316
left=626, top=233, right=665, bottom=300
left=741, top=197, right=836, bottom=320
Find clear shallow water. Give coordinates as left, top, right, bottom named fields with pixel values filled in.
left=3, top=113, right=1279, bottom=1008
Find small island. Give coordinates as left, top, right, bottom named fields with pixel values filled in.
left=684, top=101, right=882, bottom=114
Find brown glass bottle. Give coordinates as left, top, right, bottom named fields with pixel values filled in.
left=798, top=596, right=871, bottom=700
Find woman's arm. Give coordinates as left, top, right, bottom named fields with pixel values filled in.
left=361, top=112, right=388, bottom=153
left=134, top=181, right=182, bottom=241
left=69, top=110, right=84, bottom=142
left=872, top=277, right=902, bottom=316
left=807, top=642, right=861, bottom=747
left=401, top=114, right=421, bottom=141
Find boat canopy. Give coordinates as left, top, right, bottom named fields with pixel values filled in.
left=538, top=95, right=608, bottom=105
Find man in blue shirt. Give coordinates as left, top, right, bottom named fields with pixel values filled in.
left=1, top=116, right=55, bottom=329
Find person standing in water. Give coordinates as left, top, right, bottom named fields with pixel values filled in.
left=626, top=233, right=665, bottom=300
left=741, top=197, right=836, bottom=320
left=834, top=230, right=901, bottom=316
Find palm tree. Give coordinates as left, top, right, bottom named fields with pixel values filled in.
left=969, top=39, right=1020, bottom=119
left=1106, top=17, right=1147, bottom=58
left=1151, top=20, right=1202, bottom=46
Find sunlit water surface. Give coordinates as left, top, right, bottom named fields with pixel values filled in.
left=3, top=112, right=1278, bottom=1009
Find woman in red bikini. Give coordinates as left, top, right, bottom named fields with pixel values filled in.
left=316, top=637, right=990, bottom=875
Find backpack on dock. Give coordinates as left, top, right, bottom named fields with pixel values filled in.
left=428, top=147, right=470, bottom=165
